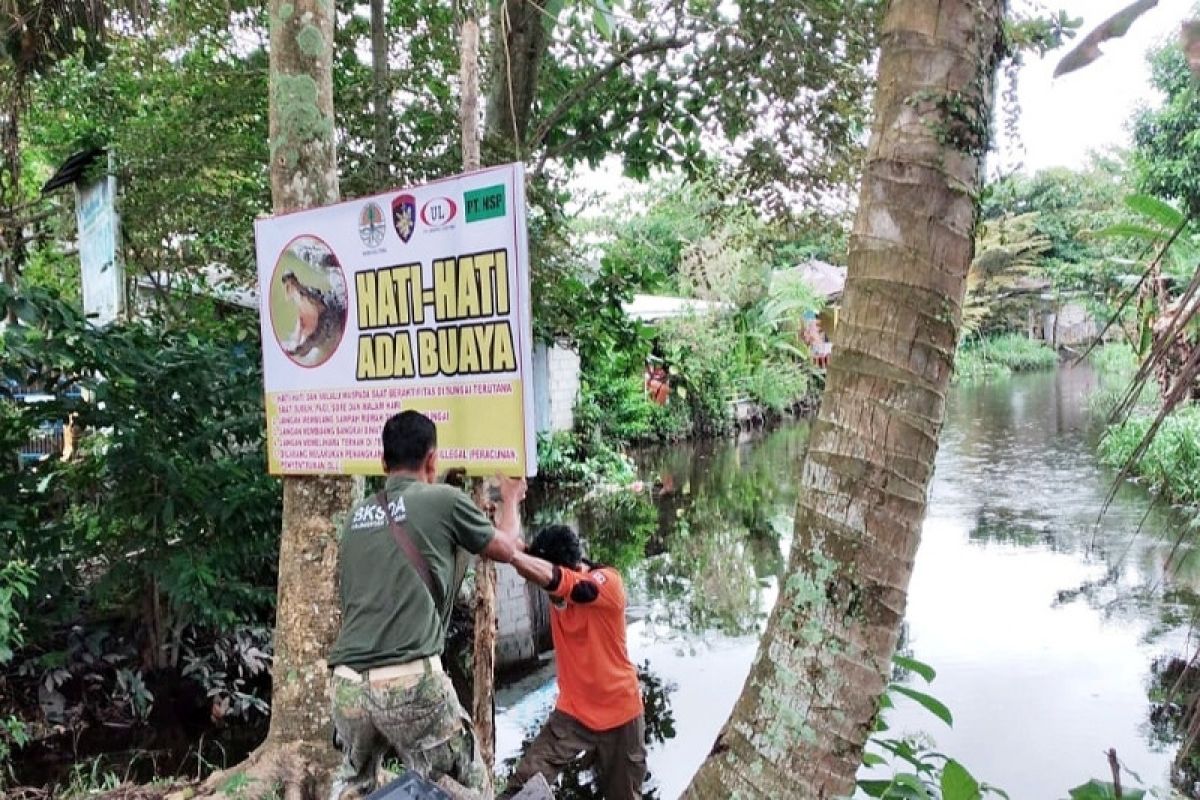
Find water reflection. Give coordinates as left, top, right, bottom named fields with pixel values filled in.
left=891, top=366, right=1197, bottom=798
left=499, top=665, right=677, bottom=800
left=500, top=427, right=808, bottom=797
left=500, top=367, right=1200, bottom=798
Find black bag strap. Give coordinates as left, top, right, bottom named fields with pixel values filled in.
left=376, top=490, right=445, bottom=614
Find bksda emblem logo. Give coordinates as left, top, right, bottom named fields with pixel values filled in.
left=391, top=193, right=417, bottom=243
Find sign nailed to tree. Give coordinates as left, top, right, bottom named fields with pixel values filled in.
left=253, top=163, right=536, bottom=477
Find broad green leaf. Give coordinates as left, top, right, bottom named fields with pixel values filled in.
left=1125, top=193, right=1186, bottom=230
left=1094, top=223, right=1166, bottom=242
left=940, top=759, right=982, bottom=800
left=857, top=779, right=891, bottom=797
left=891, top=684, right=954, bottom=727
left=893, top=654, right=936, bottom=683
left=1066, top=780, right=1145, bottom=799
left=591, top=0, right=614, bottom=38
left=541, top=0, right=565, bottom=33
left=862, top=752, right=887, bottom=767
left=891, top=773, right=933, bottom=799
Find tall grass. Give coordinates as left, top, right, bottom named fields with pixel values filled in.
left=1099, top=405, right=1200, bottom=506
left=1088, top=343, right=1159, bottom=417
left=954, top=334, right=1059, bottom=384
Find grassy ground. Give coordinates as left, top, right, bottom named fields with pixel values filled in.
left=953, top=334, right=1059, bottom=384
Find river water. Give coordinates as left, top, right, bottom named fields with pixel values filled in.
left=497, top=365, right=1200, bottom=798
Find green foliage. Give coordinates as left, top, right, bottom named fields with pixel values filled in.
left=861, top=655, right=1008, bottom=800
left=0, top=286, right=280, bottom=654
left=1096, top=194, right=1200, bottom=284
left=964, top=212, right=1051, bottom=337
left=0, top=561, right=35, bottom=665
left=528, top=1, right=884, bottom=201
left=980, top=159, right=1140, bottom=328
left=953, top=334, right=1059, bottom=384
left=573, top=175, right=819, bottom=443
left=28, top=17, right=271, bottom=288
left=1099, top=405, right=1200, bottom=506
left=536, top=431, right=636, bottom=488
left=1133, top=43, right=1200, bottom=216
left=0, top=715, right=30, bottom=787
left=333, top=0, right=460, bottom=197
left=1064, top=781, right=1146, bottom=800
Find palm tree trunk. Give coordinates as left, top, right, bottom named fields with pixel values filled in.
left=685, top=1, right=1007, bottom=796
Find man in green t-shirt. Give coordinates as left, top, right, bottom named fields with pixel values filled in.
left=327, top=410, right=525, bottom=799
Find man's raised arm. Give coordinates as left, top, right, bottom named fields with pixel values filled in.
left=479, top=475, right=526, bottom=563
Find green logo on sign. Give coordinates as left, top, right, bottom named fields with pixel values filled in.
left=464, top=184, right=506, bottom=223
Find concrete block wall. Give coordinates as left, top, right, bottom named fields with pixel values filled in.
left=496, top=562, right=537, bottom=667
left=546, top=346, right=580, bottom=433
left=531, top=342, right=580, bottom=435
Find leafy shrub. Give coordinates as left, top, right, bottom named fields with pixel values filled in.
left=1, top=286, right=280, bottom=704
left=576, top=371, right=657, bottom=444
left=181, top=626, right=273, bottom=722
left=0, top=561, right=35, bottom=665
left=1099, top=405, right=1200, bottom=506
left=742, top=360, right=810, bottom=415
left=536, top=432, right=636, bottom=488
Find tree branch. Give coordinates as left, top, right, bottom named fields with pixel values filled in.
left=528, top=35, right=692, bottom=151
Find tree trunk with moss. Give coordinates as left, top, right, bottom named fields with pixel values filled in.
left=684, top=1, right=1007, bottom=797
left=187, top=3, right=352, bottom=797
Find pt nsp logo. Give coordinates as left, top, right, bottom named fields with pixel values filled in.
left=358, top=202, right=386, bottom=248
left=391, top=193, right=416, bottom=243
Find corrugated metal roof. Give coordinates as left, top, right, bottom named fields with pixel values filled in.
left=622, top=294, right=729, bottom=321
left=41, top=147, right=107, bottom=194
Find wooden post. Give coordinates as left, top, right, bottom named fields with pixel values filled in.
left=460, top=2, right=497, bottom=781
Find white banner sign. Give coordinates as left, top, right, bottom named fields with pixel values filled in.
left=76, top=174, right=124, bottom=325
left=253, top=163, right=536, bottom=477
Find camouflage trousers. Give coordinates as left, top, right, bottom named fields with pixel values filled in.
left=328, top=666, right=487, bottom=800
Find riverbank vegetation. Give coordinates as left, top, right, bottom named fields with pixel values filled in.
left=573, top=179, right=829, bottom=444
left=954, top=334, right=1059, bottom=384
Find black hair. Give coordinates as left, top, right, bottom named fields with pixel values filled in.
left=382, top=410, right=437, bottom=471
left=529, top=525, right=584, bottom=568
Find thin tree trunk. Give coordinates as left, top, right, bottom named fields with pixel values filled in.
left=1, top=86, right=24, bottom=324
left=370, top=0, right=390, bottom=186
left=685, top=1, right=1007, bottom=797
left=461, top=13, right=481, bottom=172
left=483, top=0, right=549, bottom=155
left=460, top=5, right=497, bottom=778
left=187, top=3, right=350, bottom=797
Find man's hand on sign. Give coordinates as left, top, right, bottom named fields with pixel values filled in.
left=498, top=474, right=527, bottom=505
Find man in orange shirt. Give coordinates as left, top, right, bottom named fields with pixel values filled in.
left=502, top=525, right=646, bottom=799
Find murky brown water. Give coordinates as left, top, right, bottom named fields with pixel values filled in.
left=498, top=365, right=1200, bottom=798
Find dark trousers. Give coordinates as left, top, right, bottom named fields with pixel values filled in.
left=505, top=710, right=647, bottom=800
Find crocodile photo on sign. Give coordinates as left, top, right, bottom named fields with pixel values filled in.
left=269, top=235, right=348, bottom=367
